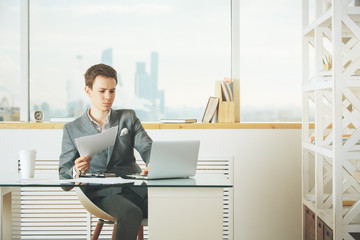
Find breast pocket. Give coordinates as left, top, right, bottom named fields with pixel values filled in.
left=117, top=132, right=133, bottom=151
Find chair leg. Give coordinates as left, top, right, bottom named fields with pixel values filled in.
left=92, top=219, right=104, bottom=240
left=111, top=223, right=117, bottom=240
left=137, top=225, right=144, bottom=240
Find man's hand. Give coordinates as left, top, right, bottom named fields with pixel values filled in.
left=74, top=155, right=92, bottom=175
left=141, top=164, right=149, bottom=175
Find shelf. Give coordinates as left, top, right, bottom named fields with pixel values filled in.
left=303, top=200, right=333, bottom=229
left=316, top=146, right=333, bottom=158
left=303, top=199, right=360, bottom=231
left=302, top=2, right=360, bottom=238
left=345, top=6, right=360, bottom=17
left=303, top=9, right=332, bottom=37
left=303, top=80, right=333, bottom=92
left=302, top=143, right=333, bottom=158
left=304, top=7, right=360, bottom=37
left=304, top=75, right=360, bottom=92
left=303, top=142, right=316, bottom=152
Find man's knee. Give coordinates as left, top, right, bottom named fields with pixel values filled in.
left=118, top=205, right=143, bottom=224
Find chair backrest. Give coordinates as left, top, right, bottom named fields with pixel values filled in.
left=74, top=187, right=116, bottom=222
left=18, top=154, right=116, bottom=222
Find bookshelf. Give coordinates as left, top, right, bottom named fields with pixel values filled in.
left=302, top=0, right=360, bottom=239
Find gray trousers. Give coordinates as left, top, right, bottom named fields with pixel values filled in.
left=93, top=187, right=148, bottom=240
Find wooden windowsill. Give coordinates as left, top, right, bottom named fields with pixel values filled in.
left=0, top=122, right=302, bottom=129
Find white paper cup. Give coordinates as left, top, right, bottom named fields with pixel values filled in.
left=19, top=149, right=36, bottom=179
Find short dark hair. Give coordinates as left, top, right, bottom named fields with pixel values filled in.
left=84, top=64, right=118, bottom=88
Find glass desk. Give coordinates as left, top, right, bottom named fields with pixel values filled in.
left=0, top=174, right=232, bottom=240
left=0, top=174, right=232, bottom=187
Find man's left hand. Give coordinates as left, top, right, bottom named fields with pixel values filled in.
left=141, top=164, right=149, bottom=175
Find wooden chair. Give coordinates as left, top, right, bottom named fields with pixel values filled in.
left=75, top=187, right=147, bottom=240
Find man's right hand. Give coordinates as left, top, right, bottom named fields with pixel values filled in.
left=74, top=155, right=92, bottom=175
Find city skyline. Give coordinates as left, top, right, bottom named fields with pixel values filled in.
left=0, top=44, right=303, bottom=122
left=61, top=49, right=166, bottom=122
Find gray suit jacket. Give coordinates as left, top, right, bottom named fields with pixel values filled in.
left=59, top=109, right=152, bottom=199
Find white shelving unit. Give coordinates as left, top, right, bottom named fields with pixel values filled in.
left=302, top=0, right=360, bottom=239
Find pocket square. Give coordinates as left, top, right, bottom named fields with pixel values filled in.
left=120, top=128, right=128, bottom=136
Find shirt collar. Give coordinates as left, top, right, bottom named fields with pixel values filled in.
left=87, top=109, right=111, bottom=132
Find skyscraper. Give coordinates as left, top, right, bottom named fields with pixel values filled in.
left=134, top=52, right=164, bottom=121
left=135, top=62, right=152, bottom=100
left=101, top=48, right=113, bottom=66
left=101, top=48, right=122, bottom=86
left=150, top=52, right=158, bottom=99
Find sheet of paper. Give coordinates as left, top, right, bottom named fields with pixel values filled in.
left=64, top=177, right=137, bottom=184
left=75, top=126, right=118, bottom=157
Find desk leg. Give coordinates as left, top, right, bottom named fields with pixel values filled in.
left=148, top=187, right=223, bottom=240
left=0, top=187, right=14, bottom=240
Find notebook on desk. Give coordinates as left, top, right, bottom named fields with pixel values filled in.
left=127, top=140, right=200, bottom=180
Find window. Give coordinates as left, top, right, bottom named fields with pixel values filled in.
left=239, top=0, right=301, bottom=122
left=29, top=0, right=231, bottom=122
left=0, top=0, right=21, bottom=121
left=1, top=0, right=303, bottom=123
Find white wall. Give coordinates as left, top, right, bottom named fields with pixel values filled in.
left=0, top=128, right=302, bottom=240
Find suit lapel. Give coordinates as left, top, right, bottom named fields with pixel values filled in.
left=107, top=110, right=120, bottom=165
left=79, top=112, right=98, bottom=136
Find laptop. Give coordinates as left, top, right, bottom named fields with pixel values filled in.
left=127, top=140, right=200, bottom=180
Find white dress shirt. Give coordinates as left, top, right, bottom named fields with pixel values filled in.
left=72, top=109, right=111, bottom=177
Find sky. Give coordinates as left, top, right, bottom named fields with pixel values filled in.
left=0, top=0, right=302, bottom=117
left=239, top=0, right=302, bottom=108
left=27, top=0, right=231, bottom=111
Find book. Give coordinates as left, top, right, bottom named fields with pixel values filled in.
left=211, top=107, right=218, bottom=123
left=225, top=82, right=233, bottom=101
left=202, top=97, right=219, bottom=123
left=160, top=119, right=197, bottom=123
left=223, top=78, right=234, bottom=101
left=221, top=81, right=231, bottom=101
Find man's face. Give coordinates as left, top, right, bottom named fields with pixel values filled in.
left=85, top=75, right=116, bottom=112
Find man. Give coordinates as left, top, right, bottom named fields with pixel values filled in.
left=59, top=63, right=152, bottom=240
